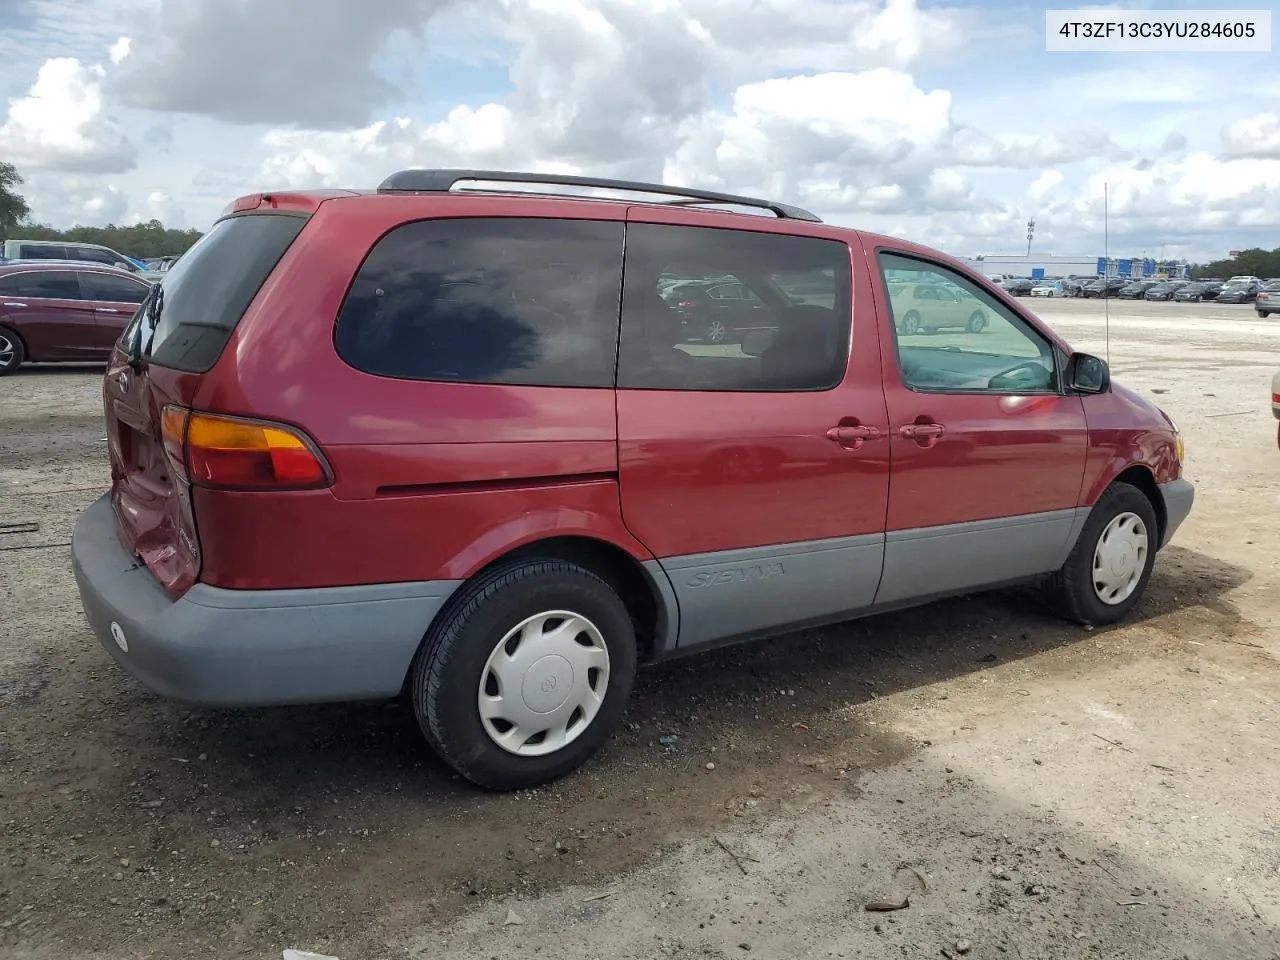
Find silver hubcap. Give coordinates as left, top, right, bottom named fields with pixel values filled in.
left=0, top=335, right=14, bottom=367
left=706, top=320, right=727, bottom=343
left=1092, top=511, right=1148, bottom=605
left=477, top=610, right=611, bottom=757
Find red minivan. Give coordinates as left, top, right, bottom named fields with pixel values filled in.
left=72, top=171, right=1194, bottom=790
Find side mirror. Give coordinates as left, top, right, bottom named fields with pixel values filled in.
left=1067, top=352, right=1110, bottom=394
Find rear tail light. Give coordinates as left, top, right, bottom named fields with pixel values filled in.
left=161, top=405, right=331, bottom=491
left=677, top=300, right=698, bottom=309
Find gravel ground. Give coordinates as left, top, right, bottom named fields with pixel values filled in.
left=1, top=298, right=1278, bottom=960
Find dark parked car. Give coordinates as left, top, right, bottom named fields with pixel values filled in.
left=0, top=263, right=152, bottom=374
left=1083, top=278, right=1126, bottom=298
left=1254, top=281, right=1280, bottom=318
left=1001, top=277, right=1035, bottom=296
left=1215, top=279, right=1261, bottom=304
left=664, top=277, right=777, bottom=344
left=1172, top=282, right=1213, bottom=302
left=70, top=169, right=1194, bottom=791
left=1117, top=280, right=1155, bottom=299
left=1144, top=282, right=1182, bottom=301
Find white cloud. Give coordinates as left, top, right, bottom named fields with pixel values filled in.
left=0, top=57, right=136, bottom=173
left=1221, top=113, right=1280, bottom=160
left=19, top=175, right=131, bottom=226
left=2, top=0, right=1278, bottom=262
left=110, top=0, right=458, bottom=127
left=1027, top=170, right=1064, bottom=200
left=109, top=36, right=132, bottom=65
left=128, top=190, right=186, bottom=227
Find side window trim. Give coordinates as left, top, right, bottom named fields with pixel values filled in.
left=876, top=248, right=1063, bottom=396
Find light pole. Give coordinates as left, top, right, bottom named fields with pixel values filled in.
left=1026, top=218, right=1035, bottom=256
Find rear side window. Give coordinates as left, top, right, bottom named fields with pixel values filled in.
left=20, top=244, right=68, bottom=260
left=618, top=223, right=852, bottom=392
left=335, top=218, right=624, bottom=387
left=82, top=271, right=150, bottom=303
left=75, top=246, right=122, bottom=266
left=147, top=213, right=308, bottom=372
left=15, top=271, right=83, bottom=300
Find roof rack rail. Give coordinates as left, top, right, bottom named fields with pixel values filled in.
left=375, top=169, right=823, bottom=223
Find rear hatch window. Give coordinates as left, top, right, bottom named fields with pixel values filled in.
left=144, top=212, right=307, bottom=372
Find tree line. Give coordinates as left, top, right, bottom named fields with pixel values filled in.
left=1, top=161, right=203, bottom=259
left=1191, top=248, right=1280, bottom=280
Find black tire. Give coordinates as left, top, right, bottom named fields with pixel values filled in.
left=0, top=325, right=25, bottom=375
left=900, top=311, right=921, bottom=336
left=1258, top=311, right=1270, bottom=319
left=966, top=311, right=987, bottom=333
left=410, top=559, right=638, bottom=791
left=1044, top=483, right=1159, bottom=626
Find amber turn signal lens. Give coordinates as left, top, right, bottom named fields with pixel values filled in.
left=185, top=412, right=329, bottom=490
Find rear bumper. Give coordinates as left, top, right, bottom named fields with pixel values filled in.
left=72, top=494, right=460, bottom=706
left=1158, top=478, right=1195, bottom=549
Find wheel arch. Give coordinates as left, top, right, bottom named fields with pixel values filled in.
left=1106, top=465, right=1166, bottom=547
left=403, top=534, right=678, bottom=695
left=0, top=321, right=30, bottom=365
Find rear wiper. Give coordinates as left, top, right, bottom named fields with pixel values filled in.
left=127, top=285, right=163, bottom=372
left=143, top=285, right=164, bottom=360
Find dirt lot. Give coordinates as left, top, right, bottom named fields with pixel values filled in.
left=2, top=298, right=1279, bottom=960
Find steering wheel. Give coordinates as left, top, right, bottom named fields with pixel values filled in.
left=988, top=360, right=1049, bottom=390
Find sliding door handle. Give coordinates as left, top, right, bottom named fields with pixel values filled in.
left=899, top=419, right=946, bottom=448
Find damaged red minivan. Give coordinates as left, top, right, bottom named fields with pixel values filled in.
left=73, top=170, right=1194, bottom=790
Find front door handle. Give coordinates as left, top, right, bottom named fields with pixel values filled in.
left=97, top=308, right=120, bottom=314
left=2, top=302, right=27, bottom=308
left=826, top=421, right=883, bottom=450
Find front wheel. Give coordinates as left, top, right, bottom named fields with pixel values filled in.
left=1043, top=483, right=1158, bottom=626
left=899, top=311, right=921, bottom=336
left=410, top=559, right=638, bottom=791
left=704, top=318, right=729, bottom=344
left=966, top=311, right=987, bottom=333
left=1259, top=311, right=1270, bottom=319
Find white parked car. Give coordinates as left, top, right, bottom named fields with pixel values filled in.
left=1030, top=279, right=1064, bottom=297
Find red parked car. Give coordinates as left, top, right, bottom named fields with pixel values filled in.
left=72, top=170, right=1195, bottom=790
left=0, top=262, right=152, bottom=373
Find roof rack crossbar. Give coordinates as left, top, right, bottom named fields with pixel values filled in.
left=375, top=169, right=823, bottom=223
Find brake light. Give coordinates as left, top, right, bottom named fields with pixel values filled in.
left=165, top=408, right=331, bottom=491
left=678, top=300, right=698, bottom=309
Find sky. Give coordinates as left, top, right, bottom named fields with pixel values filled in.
left=0, top=0, right=1276, bottom=261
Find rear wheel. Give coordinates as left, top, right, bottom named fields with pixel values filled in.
left=899, top=311, right=921, bottom=336
left=966, top=311, right=988, bottom=333
left=410, top=559, right=638, bottom=791
left=704, top=318, right=728, bottom=344
left=1044, top=483, right=1158, bottom=626
left=1258, top=311, right=1270, bottom=319
left=0, top=325, right=25, bottom=375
